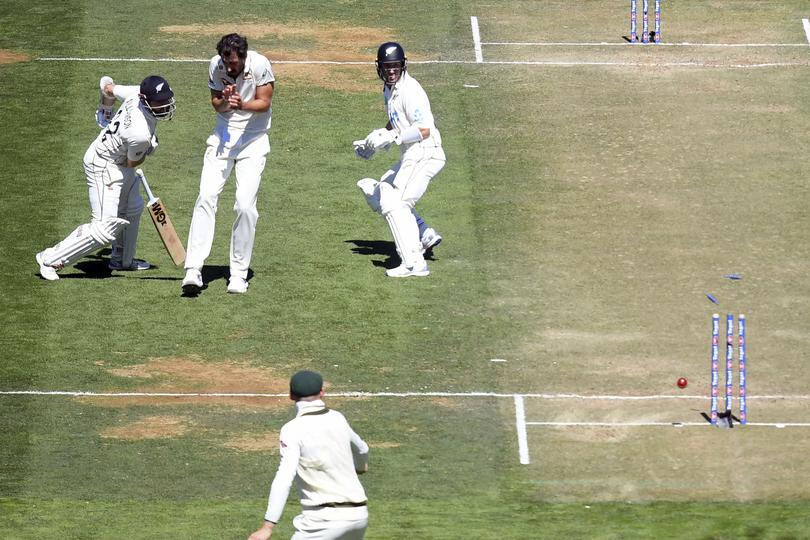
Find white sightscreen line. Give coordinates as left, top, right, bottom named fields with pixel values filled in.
left=514, top=395, right=530, bottom=464
left=471, top=16, right=483, bottom=62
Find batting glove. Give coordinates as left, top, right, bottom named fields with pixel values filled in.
left=365, top=128, right=397, bottom=151
left=97, top=75, right=116, bottom=128
left=96, top=106, right=114, bottom=129
left=353, top=140, right=375, bottom=160
left=145, top=134, right=159, bottom=156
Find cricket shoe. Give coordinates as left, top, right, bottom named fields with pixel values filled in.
left=227, top=276, right=249, bottom=294
left=181, top=268, right=203, bottom=295
left=35, top=252, right=60, bottom=281
left=386, top=263, right=430, bottom=278
left=421, top=228, right=442, bottom=254
left=108, top=259, right=152, bottom=271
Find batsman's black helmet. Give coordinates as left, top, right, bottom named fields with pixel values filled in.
left=139, top=75, right=176, bottom=120
left=375, top=42, right=407, bottom=83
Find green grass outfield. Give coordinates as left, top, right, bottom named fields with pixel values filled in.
left=2, top=1, right=810, bottom=538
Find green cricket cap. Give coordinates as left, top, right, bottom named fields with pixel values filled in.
left=290, top=370, right=323, bottom=398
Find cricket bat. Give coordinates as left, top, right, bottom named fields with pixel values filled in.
left=135, top=169, right=186, bottom=266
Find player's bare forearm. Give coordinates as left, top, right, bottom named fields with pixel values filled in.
left=238, top=96, right=271, bottom=112
left=248, top=521, right=275, bottom=540
left=210, top=87, right=232, bottom=112
left=212, top=94, right=268, bottom=113
left=101, top=82, right=116, bottom=105
left=214, top=82, right=273, bottom=113
left=211, top=95, right=231, bottom=113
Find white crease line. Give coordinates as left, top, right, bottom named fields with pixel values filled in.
left=477, top=60, right=810, bottom=68
left=528, top=421, right=708, bottom=426
left=471, top=16, right=483, bottom=63
left=37, top=57, right=370, bottom=65
left=35, top=57, right=810, bottom=69
left=514, top=395, right=530, bottom=464
left=3, top=390, right=810, bottom=400
left=482, top=42, right=810, bottom=47
left=526, top=421, right=810, bottom=427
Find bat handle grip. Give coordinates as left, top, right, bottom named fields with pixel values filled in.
left=136, top=168, right=158, bottom=203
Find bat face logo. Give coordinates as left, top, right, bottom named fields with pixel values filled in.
left=151, top=202, right=168, bottom=226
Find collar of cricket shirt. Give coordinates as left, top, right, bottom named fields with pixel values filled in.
left=296, top=399, right=327, bottom=416
left=241, top=51, right=254, bottom=80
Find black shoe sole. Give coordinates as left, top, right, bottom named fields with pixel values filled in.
left=181, top=284, right=202, bottom=297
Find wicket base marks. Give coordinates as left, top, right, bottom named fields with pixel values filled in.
left=629, top=0, right=661, bottom=43
left=710, top=313, right=747, bottom=426
left=710, top=314, right=720, bottom=424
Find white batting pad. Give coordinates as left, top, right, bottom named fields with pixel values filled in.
left=357, top=178, right=381, bottom=213
left=44, top=218, right=129, bottom=268
left=384, top=206, right=423, bottom=270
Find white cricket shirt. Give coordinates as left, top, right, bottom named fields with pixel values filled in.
left=208, top=50, right=275, bottom=137
left=384, top=71, right=442, bottom=156
left=91, top=88, right=155, bottom=165
left=263, top=400, right=369, bottom=523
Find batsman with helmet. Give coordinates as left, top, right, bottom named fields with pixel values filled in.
left=35, top=75, right=176, bottom=280
left=354, top=42, right=446, bottom=277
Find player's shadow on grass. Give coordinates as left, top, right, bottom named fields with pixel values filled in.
left=346, top=239, right=437, bottom=269
left=67, top=259, right=116, bottom=279
left=63, top=250, right=173, bottom=281
left=346, top=239, right=397, bottom=269
left=59, top=250, right=181, bottom=281
left=67, top=250, right=117, bottom=279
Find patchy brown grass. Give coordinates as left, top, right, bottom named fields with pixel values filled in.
left=224, top=434, right=401, bottom=453
left=82, top=356, right=291, bottom=409
left=429, top=397, right=462, bottom=408
left=224, top=430, right=280, bottom=452
left=160, top=22, right=391, bottom=61
left=0, top=50, right=31, bottom=64
left=159, top=22, right=389, bottom=93
left=272, top=63, right=378, bottom=93
left=101, top=415, right=190, bottom=440
left=371, top=441, right=401, bottom=449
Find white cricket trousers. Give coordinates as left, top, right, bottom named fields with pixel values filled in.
left=84, top=146, right=143, bottom=224
left=291, top=506, right=368, bottom=540
left=41, top=147, right=142, bottom=268
left=382, top=145, right=446, bottom=208
left=185, top=132, right=269, bottom=280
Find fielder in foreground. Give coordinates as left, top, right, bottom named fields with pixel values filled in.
left=248, top=371, right=369, bottom=540
left=354, top=42, right=446, bottom=277
left=182, top=33, right=275, bottom=295
left=35, top=75, right=175, bottom=280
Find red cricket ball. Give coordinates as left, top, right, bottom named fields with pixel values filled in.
left=677, top=377, right=688, bottom=389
